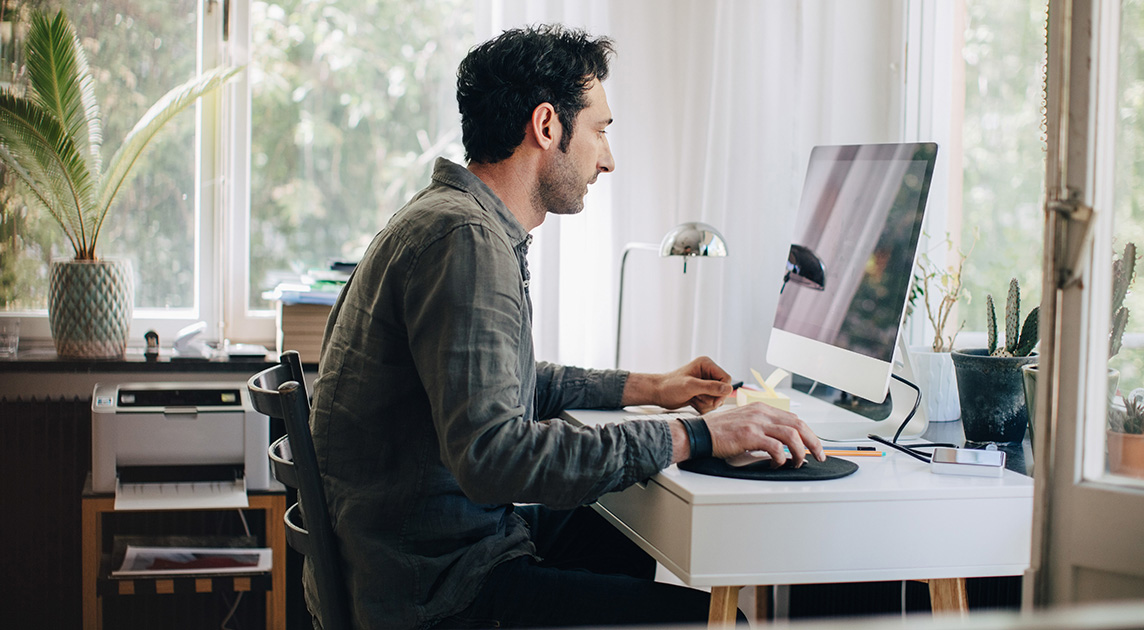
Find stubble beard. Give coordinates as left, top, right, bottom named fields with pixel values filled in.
left=533, top=148, right=588, bottom=216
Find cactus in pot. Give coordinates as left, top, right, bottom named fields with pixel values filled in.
left=986, top=278, right=1039, bottom=357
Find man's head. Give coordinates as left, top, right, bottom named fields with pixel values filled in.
left=457, top=24, right=615, bottom=164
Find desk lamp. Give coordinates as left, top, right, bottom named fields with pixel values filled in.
left=782, top=244, right=826, bottom=293
left=615, top=222, right=728, bottom=367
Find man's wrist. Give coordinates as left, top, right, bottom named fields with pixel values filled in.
left=670, top=419, right=690, bottom=463
left=679, top=416, right=713, bottom=459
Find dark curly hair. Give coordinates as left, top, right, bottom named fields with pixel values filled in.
left=457, top=24, right=615, bottom=164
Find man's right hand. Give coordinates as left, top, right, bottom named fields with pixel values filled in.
left=670, top=403, right=825, bottom=467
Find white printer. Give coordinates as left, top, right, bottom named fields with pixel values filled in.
left=92, top=381, right=270, bottom=510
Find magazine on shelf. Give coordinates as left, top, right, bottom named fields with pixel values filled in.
left=111, top=545, right=272, bottom=577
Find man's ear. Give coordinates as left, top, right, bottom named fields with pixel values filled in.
left=530, top=103, right=559, bottom=151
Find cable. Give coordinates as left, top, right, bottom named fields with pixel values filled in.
left=868, top=433, right=932, bottom=463
left=867, top=373, right=961, bottom=462
left=890, top=373, right=921, bottom=443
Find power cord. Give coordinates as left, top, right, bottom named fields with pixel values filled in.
left=867, top=373, right=958, bottom=462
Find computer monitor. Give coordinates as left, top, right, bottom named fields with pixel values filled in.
left=767, top=142, right=938, bottom=405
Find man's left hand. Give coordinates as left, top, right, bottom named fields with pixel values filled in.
left=621, top=356, right=734, bottom=414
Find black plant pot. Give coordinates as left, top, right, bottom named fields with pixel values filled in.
left=952, top=348, right=1038, bottom=443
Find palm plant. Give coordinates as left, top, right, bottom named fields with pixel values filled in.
left=0, top=9, right=242, bottom=261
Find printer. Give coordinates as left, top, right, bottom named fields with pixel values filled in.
left=92, top=381, right=270, bottom=510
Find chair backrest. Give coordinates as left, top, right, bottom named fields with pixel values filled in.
left=249, top=351, right=350, bottom=630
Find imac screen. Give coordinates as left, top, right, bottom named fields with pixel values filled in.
left=768, top=143, right=937, bottom=403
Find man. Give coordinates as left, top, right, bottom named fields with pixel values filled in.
left=309, top=24, right=824, bottom=629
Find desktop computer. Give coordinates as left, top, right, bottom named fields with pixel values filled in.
left=767, top=142, right=939, bottom=440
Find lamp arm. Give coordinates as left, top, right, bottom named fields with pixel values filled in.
left=616, top=242, right=660, bottom=369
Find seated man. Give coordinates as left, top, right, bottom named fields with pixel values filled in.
left=309, top=23, right=824, bottom=630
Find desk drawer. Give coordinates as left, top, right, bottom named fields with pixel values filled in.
left=596, top=475, right=1033, bottom=587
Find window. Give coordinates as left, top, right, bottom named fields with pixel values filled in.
left=0, top=0, right=475, bottom=345
left=958, top=0, right=1048, bottom=333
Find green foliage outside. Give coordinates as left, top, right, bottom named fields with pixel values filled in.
left=247, top=0, right=472, bottom=307
left=1111, top=0, right=1144, bottom=390
left=959, top=0, right=1048, bottom=337
left=0, top=0, right=473, bottom=311
left=1, top=0, right=201, bottom=308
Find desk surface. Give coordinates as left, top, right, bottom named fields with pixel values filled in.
left=561, top=395, right=1034, bottom=588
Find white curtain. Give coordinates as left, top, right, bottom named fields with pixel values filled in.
left=476, top=0, right=907, bottom=379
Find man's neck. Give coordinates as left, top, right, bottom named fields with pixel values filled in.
left=467, top=160, right=545, bottom=232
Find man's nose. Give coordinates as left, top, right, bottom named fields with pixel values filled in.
left=599, top=143, right=615, bottom=174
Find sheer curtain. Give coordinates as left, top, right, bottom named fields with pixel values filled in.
left=477, top=0, right=907, bottom=378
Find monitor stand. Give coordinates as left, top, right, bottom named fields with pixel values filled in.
left=782, top=337, right=929, bottom=443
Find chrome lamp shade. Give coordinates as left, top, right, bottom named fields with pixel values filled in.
left=616, top=222, right=728, bottom=367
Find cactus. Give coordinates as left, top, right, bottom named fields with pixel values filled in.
left=1114, top=389, right=1144, bottom=434
left=986, top=278, right=1038, bottom=357
left=1110, top=242, right=1136, bottom=358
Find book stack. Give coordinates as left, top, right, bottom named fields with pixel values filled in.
left=263, top=260, right=356, bottom=363
left=276, top=302, right=332, bottom=363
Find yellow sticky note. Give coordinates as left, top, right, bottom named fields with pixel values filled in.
left=737, top=368, right=790, bottom=411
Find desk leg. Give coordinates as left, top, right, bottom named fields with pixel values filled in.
left=928, top=578, right=969, bottom=615
left=709, top=586, right=743, bottom=627
left=82, top=497, right=113, bottom=630
left=251, top=495, right=288, bottom=630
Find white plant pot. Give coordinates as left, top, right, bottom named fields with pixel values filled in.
left=908, top=346, right=961, bottom=422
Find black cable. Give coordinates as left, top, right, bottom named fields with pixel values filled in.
left=868, top=433, right=932, bottom=463
left=890, top=373, right=921, bottom=443
left=866, top=373, right=958, bottom=462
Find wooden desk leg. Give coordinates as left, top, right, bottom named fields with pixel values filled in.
left=252, top=494, right=288, bottom=630
left=928, top=578, right=969, bottom=615
left=82, top=497, right=114, bottom=630
left=709, top=586, right=743, bottom=627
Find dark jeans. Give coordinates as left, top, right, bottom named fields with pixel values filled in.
left=432, top=505, right=744, bottom=628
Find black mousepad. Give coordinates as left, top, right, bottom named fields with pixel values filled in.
left=678, top=455, right=859, bottom=481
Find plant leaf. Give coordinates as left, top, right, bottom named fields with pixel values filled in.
left=0, top=91, right=93, bottom=255
left=1014, top=306, right=1040, bottom=357
left=25, top=10, right=101, bottom=186
left=95, top=65, right=244, bottom=243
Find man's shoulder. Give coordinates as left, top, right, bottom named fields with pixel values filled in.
left=390, top=185, right=506, bottom=246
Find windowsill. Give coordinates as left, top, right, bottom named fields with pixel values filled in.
left=0, top=343, right=284, bottom=373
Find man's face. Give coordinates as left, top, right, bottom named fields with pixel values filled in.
left=534, top=79, right=615, bottom=216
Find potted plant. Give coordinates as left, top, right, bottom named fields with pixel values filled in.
left=952, top=278, right=1039, bottom=443
left=0, top=10, right=241, bottom=358
left=1108, top=389, right=1144, bottom=478
left=909, top=233, right=972, bottom=422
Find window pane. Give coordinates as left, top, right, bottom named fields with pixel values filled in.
left=960, top=0, right=1047, bottom=330
left=247, top=0, right=472, bottom=309
left=1106, top=0, right=1144, bottom=482
left=0, top=0, right=201, bottom=311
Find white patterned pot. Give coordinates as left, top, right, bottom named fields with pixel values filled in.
left=908, top=347, right=961, bottom=422
left=48, top=259, right=134, bottom=359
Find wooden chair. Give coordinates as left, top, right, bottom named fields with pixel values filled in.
left=249, top=351, right=350, bottom=630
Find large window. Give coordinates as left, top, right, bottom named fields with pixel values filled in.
left=1, top=0, right=206, bottom=339
left=0, top=0, right=474, bottom=344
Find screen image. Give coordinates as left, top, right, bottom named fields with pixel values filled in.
left=774, top=143, right=935, bottom=363
left=767, top=142, right=938, bottom=407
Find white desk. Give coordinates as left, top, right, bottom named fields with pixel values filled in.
left=560, top=390, right=1034, bottom=625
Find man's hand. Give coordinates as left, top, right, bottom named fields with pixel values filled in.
left=621, top=356, right=734, bottom=414
left=695, top=403, right=825, bottom=467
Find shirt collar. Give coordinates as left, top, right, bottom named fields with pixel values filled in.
left=431, top=157, right=531, bottom=249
